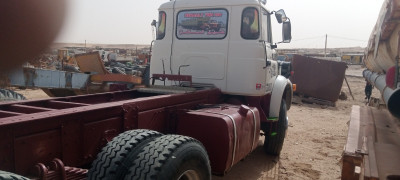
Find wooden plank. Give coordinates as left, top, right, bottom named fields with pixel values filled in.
left=342, top=105, right=400, bottom=179
left=374, top=143, right=400, bottom=179
left=364, top=136, right=379, bottom=179
left=341, top=106, right=362, bottom=180
left=345, top=106, right=361, bottom=153
left=344, top=76, right=355, bottom=100
left=372, top=108, right=400, bottom=145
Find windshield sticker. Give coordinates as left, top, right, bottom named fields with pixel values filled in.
left=177, top=9, right=228, bottom=39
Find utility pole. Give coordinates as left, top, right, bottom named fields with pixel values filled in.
left=85, top=40, right=87, bottom=52
left=324, top=34, right=327, bottom=57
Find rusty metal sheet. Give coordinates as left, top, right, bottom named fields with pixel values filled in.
left=289, top=55, right=347, bottom=102
left=90, top=74, right=142, bottom=84
left=75, top=52, right=108, bottom=75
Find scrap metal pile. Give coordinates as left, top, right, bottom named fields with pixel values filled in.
left=5, top=51, right=148, bottom=97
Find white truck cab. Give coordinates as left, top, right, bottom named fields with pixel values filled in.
left=150, top=0, right=292, bottom=95
left=150, top=0, right=292, bottom=118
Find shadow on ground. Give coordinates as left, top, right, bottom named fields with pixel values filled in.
left=212, top=139, right=280, bottom=180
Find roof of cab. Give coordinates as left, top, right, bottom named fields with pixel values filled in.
left=158, top=0, right=266, bottom=10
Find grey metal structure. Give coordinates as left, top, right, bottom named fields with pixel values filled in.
left=7, top=67, right=90, bottom=90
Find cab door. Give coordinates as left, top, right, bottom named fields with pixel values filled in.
left=150, top=10, right=173, bottom=78
left=226, top=6, right=267, bottom=96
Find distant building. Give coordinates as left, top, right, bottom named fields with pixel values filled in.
left=341, top=54, right=363, bottom=64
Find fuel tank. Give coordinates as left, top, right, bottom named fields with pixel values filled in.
left=177, top=104, right=260, bottom=175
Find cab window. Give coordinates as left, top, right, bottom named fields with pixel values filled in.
left=241, top=7, right=259, bottom=39
left=157, top=11, right=166, bottom=40
left=262, top=8, right=272, bottom=43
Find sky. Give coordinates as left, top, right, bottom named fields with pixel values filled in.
left=55, top=0, right=385, bottom=49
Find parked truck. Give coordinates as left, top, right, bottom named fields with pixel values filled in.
left=0, top=0, right=293, bottom=179
left=342, top=0, right=400, bottom=179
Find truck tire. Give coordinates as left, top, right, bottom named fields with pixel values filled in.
left=0, top=170, right=29, bottom=180
left=263, top=99, right=288, bottom=155
left=0, top=89, right=26, bottom=102
left=87, top=129, right=163, bottom=180
left=123, top=135, right=211, bottom=180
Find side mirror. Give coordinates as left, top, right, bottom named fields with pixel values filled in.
left=151, top=19, right=157, bottom=27
left=282, top=20, right=291, bottom=43
left=275, top=9, right=287, bottom=24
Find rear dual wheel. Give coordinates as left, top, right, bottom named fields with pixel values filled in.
left=88, top=130, right=211, bottom=180
left=88, top=129, right=162, bottom=180
left=123, top=135, right=211, bottom=180
left=0, top=89, right=26, bottom=102
left=0, top=171, right=29, bottom=180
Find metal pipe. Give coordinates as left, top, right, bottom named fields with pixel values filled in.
left=363, top=69, right=400, bottom=118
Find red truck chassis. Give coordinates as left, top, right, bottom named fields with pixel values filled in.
left=0, top=86, right=280, bottom=179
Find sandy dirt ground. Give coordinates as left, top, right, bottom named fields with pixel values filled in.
left=13, top=65, right=380, bottom=180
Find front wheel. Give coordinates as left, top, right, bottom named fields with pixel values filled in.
left=263, top=99, right=288, bottom=155
left=123, top=135, right=211, bottom=180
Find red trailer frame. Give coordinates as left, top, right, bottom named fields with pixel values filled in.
left=0, top=88, right=219, bottom=177
left=0, top=87, right=267, bottom=179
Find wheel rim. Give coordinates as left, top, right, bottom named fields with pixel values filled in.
left=177, top=170, right=200, bottom=180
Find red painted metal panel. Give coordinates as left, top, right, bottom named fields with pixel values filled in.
left=6, top=104, right=54, bottom=114
left=82, top=117, right=123, bottom=164
left=13, top=118, right=62, bottom=137
left=290, top=55, right=347, bottom=102
left=177, top=105, right=260, bottom=175
left=0, top=126, right=14, bottom=172
left=0, top=110, right=24, bottom=118
left=0, top=88, right=222, bottom=176
left=14, top=129, right=62, bottom=174
left=22, top=100, right=89, bottom=109
left=138, top=108, right=168, bottom=133
left=61, top=119, right=82, bottom=167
